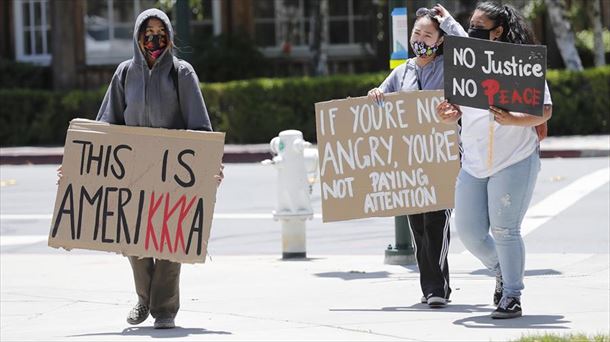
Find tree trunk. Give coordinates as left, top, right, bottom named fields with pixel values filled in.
left=51, top=0, right=80, bottom=90
left=589, top=0, right=606, bottom=67
left=544, top=0, right=583, bottom=70
left=309, top=0, right=328, bottom=76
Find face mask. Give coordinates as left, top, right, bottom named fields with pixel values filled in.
left=411, top=40, right=440, bottom=58
left=468, top=26, right=498, bottom=40
left=144, top=34, right=166, bottom=60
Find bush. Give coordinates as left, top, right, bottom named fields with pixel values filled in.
left=1, top=66, right=608, bottom=146
left=0, top=88, right=103, bottom=146
left=190, top=33, right=271, bottom=83
left=0, top=59, right=51, bottom=89
left=203, top=73, right=386, bottom=143
left=546, top=66, right=610, bottom=135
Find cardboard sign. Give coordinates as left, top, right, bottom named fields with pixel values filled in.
left=48, top=119, right=225, bottom=264
left=444, top=36, right=547, bottom=116
left=315, top=91, right=460, bottom=223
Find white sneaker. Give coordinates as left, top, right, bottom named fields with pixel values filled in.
left=426, top=295, right=448, bottom=307
left=154, top=317, right=175, bottom=329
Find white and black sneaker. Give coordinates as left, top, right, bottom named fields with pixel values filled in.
left=494, top=275, right=503, bottom=305
left=491, top=296, right=522, bottom=319
left=426, top=293, right=448, bottom=308
left=420, top=295, right=427, bottom=304
left=126, top=303, right=149, bottom=325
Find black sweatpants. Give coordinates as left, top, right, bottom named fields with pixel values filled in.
left=408, top=209, right=452, bottom=299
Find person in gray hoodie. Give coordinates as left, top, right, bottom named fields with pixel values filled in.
left=95, top=8, right=220, bottom=329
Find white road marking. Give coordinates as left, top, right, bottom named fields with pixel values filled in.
left=0, top=214, right=52, bottom=220
left=521, top=167, right=609, bottom=237
left=0, top=213, right=323, bottom=221
left=1, top=235, right=48, bottom=246
left=0, top=213, right=323, bottom=247
left=460, top=167, right=609, bottom=255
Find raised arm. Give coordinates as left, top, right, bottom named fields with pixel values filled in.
left=433, top=4, right=468, bottom=37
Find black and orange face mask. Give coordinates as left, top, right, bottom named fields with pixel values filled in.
left=143, top=33, right=167, bottom=61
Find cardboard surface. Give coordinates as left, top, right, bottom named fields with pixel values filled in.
left=444, top=36, right=547, bottom=116
left=315, top=90, right=460, bottom=222
left=48, top=119, right=225, bottom=263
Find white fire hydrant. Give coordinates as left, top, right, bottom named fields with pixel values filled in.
left=262, top=130, right=318, bottom=259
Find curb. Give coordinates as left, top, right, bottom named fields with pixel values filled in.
left=540, top=149, right=610, bottom=158
left=0, top=151, right=274, bottom=165
left=1, top=144, right=609, bottom=165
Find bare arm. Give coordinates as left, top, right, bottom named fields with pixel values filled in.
left=490, top=104, right=552, bottom=127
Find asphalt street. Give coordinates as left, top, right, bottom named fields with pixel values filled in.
left=1, top=157, right=608, bottom=256
left=1, top=157, right=608, bottom=341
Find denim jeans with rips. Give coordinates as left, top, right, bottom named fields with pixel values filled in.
left=455, top=150, right=540, bottom=298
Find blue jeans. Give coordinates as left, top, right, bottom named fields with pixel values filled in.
left=455, top=151, right=540, bottom=298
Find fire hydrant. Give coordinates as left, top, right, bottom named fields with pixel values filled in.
left=262, top=130, right=318, bottom=259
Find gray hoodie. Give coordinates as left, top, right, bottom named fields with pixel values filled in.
left=96, top=8, right=211, bottom=131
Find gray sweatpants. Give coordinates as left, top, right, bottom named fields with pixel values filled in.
left=128, top=256, right=181, bottom=318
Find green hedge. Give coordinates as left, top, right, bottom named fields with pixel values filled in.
left=0, top=59, right=51, bottom=89
left=1, top=67, right=608, bottom=146
left=202, top=73, right=386, bottom=143
left=546, top=67, right=610, bottom=135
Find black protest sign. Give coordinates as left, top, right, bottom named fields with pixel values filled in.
left=48, top=119, right=225, bottom=263
left=444, top=36, right=547, bottom=116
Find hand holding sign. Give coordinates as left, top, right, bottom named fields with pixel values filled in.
left=436, top=100, right=462, bottom=124
left=49, top=119, right=225, bottom=264
left=490, top=106, right=519, bottom=125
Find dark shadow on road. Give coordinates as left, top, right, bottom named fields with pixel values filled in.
left=330, top=303, right=493, bottom=313
left=453, top=314, right=570, bottom=329
left=470, top=268, right=562, bottom=276
left=67, top=326, right=232, bottom=338
left=277, top=257, right=326, bottom=262
left=314, top=271, right=392, bottom=280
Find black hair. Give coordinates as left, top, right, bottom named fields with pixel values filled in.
left=414, top=8, right=445, bottom=55
left=475, top=1, right=536, bottom=45
left=138, top=17, right=169, bottom=38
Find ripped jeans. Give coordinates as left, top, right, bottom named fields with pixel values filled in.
left=455, top=151, right=540, bottom=298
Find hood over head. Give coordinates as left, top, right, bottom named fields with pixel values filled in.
left=132, top=8, right=174, bottom=65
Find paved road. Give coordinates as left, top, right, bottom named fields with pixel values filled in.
left=1, top=158, right=608, bottom=341
left=1, top=157, right=608, bottom=256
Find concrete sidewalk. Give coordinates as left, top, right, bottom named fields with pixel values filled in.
left=1, top=252, right=608, bottom=341
left=1, top=135, right=609, bottom=165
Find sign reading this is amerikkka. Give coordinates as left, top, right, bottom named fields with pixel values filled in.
left=48, top=119, right=225, bottom=263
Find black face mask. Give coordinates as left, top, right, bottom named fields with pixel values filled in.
left=468, top=26, right=498, bottom=40
left=145, top=34, right=165, bottom=51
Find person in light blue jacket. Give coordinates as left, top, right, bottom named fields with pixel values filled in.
left=367, top=7, right=455, bottom=308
